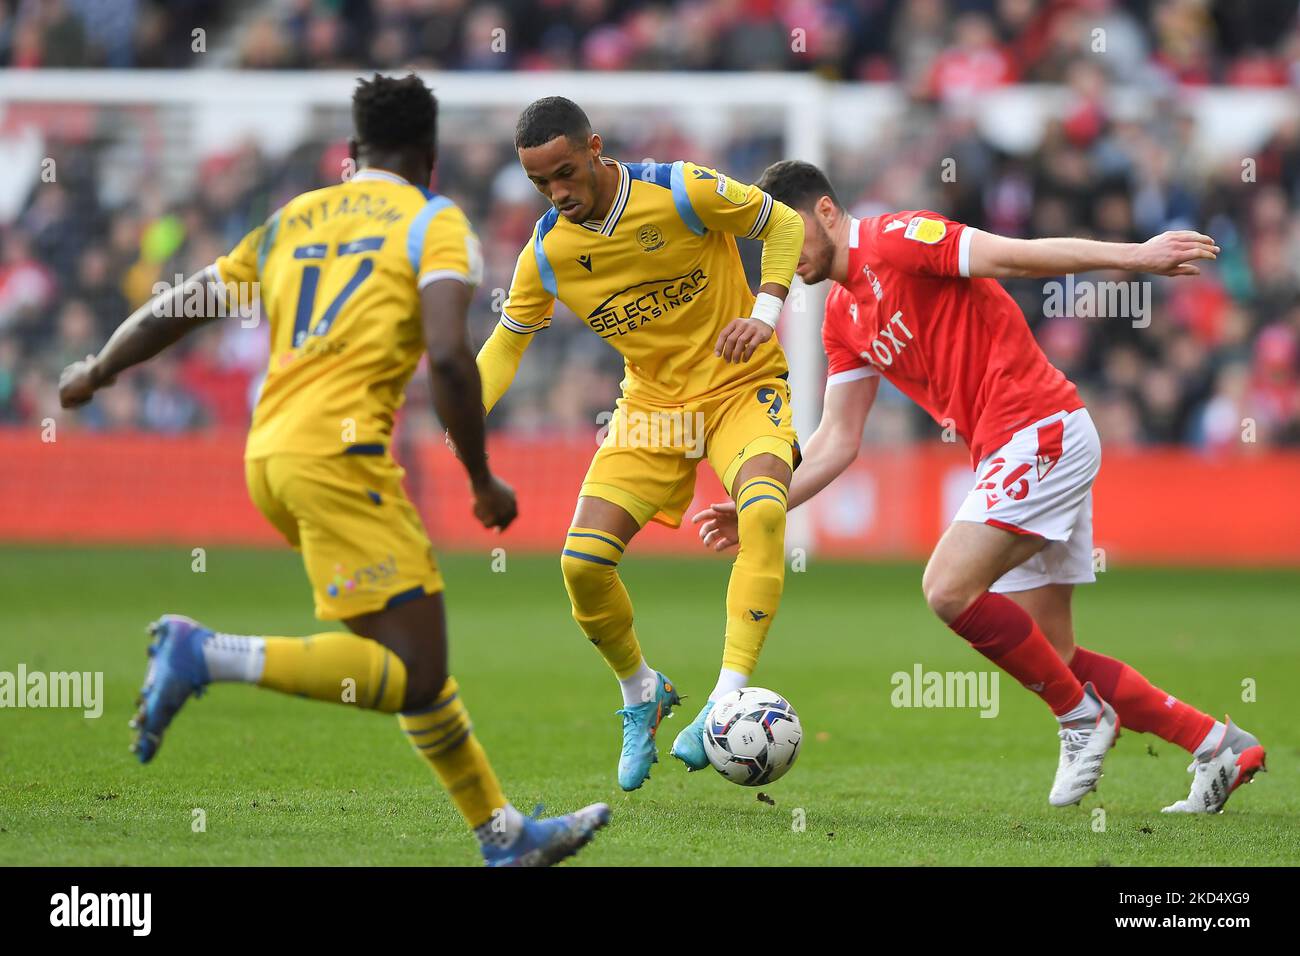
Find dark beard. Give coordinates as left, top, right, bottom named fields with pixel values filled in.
left=806, top=244, right=837, bottom=282
left=806, top=230, right=836, bottom=284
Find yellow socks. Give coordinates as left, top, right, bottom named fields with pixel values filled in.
left=561, top=527, right=644, bottom=680
left=224, top=631, right=512, bottom=842
left=398, top=677, right=508, bottom=830
left=559, top=485, right=785, bottom=701
left=259, top=632, right=406, bottom=712
left=722, top=478, right=789, bottom=675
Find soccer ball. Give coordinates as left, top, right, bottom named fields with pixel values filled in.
left=702, top=687, right=802, bottom=786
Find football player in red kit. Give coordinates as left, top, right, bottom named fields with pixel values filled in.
left=693, top=161, right=1267, bottom=811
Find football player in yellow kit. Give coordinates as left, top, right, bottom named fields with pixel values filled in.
left=58, top=74, right=608, bottom=866
left=474, top=97, right=805, bottom=789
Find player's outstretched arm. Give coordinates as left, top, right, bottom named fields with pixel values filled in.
left=693, top=375, right=878, bottom=551
left=421, top=278, right=517, bottom=532
left=58, top=266, right=226, bottom=409
left=966, top=229, right=1219, bottom=280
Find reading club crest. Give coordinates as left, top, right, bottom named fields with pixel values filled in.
left=638, top=223, right=665, bottom=252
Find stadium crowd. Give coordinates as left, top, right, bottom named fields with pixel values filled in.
left=1, top=0, right=1299, bottom=450
left=4, top=1, right=1299, bottom=87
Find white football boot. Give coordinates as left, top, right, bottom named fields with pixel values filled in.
left=1161, top=718, right=1267, bottom=814
left=1049, top=682, right=1119, bottom=807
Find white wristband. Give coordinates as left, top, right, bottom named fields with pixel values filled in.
left=749, top=292, right=784, bottom=329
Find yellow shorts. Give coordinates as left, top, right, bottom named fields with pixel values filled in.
left=245, top=452, right=444, bottom=621
left=582, top=376, right=799, bottom=529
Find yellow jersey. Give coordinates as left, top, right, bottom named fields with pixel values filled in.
left=215, top=168, right=483, bottom=459
left=478, top=159, right=802, bottom=409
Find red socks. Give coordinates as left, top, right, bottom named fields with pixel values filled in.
left=948, top=593, right=1216, bottom=753
left=1068, top=647, right=1214, bottom=753
left=948, top=592, right=1084, bottom=716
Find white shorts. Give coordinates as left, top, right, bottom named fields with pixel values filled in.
left=952, top=407, right=1101, bottom=593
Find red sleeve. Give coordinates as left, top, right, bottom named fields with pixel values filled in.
left=871, top=210, right=971, bottom=278
left=822, top=289, right=876, bottom=384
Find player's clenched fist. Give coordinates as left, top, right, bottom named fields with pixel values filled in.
left=471, top=474, right=518, bottom=531
left=692, top=500, right=739, bottom=552
left=58, top=354, right=112, bottom=408
left=1133, top=230, right=1219, bottom=277
left=714, top=317, right=773, bottom=364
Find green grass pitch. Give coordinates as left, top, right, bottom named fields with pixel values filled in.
left=1, top=545, right=1296, bottom=866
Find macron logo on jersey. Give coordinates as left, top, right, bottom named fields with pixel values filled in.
left=1035, top=454, right=1056, bottom=481
left=883, top=219, right=907, bottom=233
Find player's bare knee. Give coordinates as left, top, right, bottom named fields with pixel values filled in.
left=922, top=569, right=978, bottom=624
left=400, top=657, right=449, bottom=712
left=1043, top=623, right=1076, bottom=663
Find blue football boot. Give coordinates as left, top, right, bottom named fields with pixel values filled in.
left=481, top=803, right=612, bottom=867
left=129, top=614, right=211, bottom=763
left=670, top=700, right=715, bottom=771
left=615, top=672, right=681, bottom=791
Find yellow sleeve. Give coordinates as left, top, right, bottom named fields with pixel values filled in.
left=213, top=212, right=275, bottom=287
left=475, top=234, right=553, bottom=414
left=500, top=227, right=555, bottom=333
left=679, top=162, right=802, bottom=288
left=475, top=323, right=533, bottom=415
left=413, top=201, right=484, bottom=288
left=753, top=198, right=803, bottom=289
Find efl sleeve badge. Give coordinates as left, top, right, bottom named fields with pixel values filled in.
left=715, top=174, right=749, bottom=206
left=904, top=216, right=947, bottom=244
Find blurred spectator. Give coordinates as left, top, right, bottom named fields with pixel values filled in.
left=1197, top=360, right=1253, bottom=449
left=924, top=12, right=1016, bottom=106
left=2, top=0, right=224, bottom=68
left=2, top=0, right=1292, bottom=82
left=180, top=326, right=253, bottom=429
left=74, top=246, right=129, bottom=340
left=0, top=229, right=56, bottom=340
left=1249, top=323, right=1300, bottom=441
left=139, top=355, right=203, bottom=432
left=49, top=298, right=97, bottom=377
left=0, top=335, right=19, bottom=421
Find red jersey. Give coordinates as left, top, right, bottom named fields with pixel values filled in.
left=823, top=211, right=1083, bottom=466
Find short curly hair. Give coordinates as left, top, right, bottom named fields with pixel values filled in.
left=352, top=73, right=437, bottom=152
left=515, top=96, right=590, bottom=150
